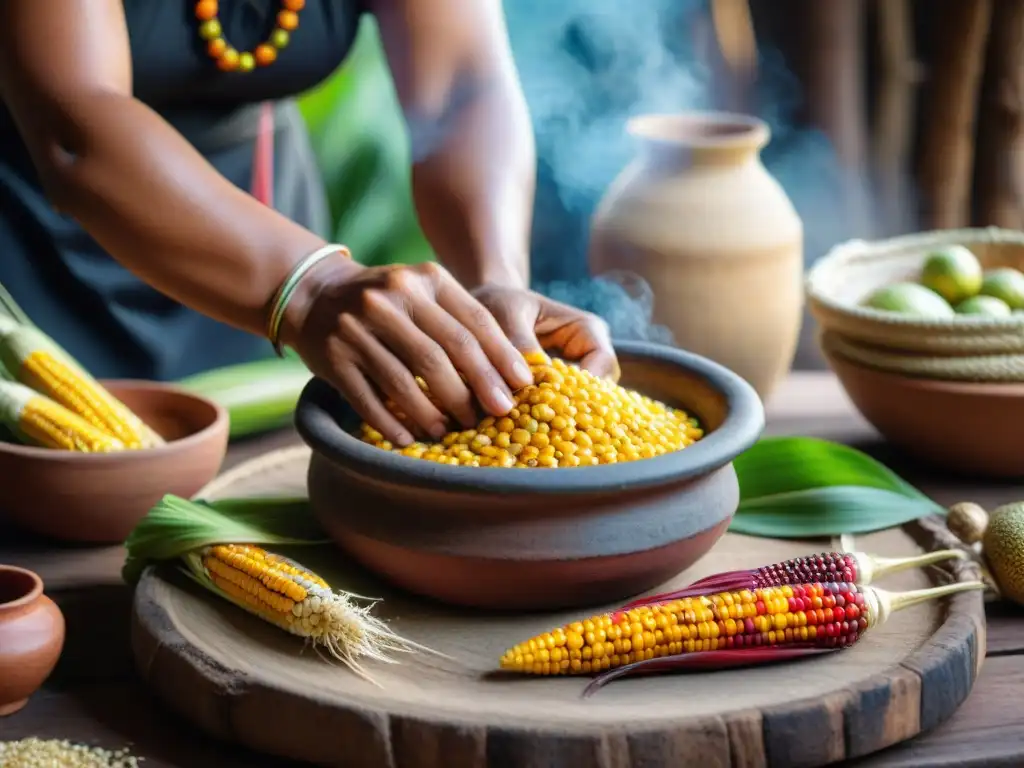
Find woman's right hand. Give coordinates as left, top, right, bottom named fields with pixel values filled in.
left=279, top=258, right=535, bottom=446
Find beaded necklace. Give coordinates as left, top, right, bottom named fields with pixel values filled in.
left=194, top=0, right=304, bottom=73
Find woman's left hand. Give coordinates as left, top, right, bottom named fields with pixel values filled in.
left=472, top=285, right=619, bottom=381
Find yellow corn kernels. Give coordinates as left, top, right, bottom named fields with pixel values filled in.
left=188, top=544, right=417, bottom=670
left=0, top=321, right=163, bottom=449
left=0, top=380, right=126, bottom=452
left=360, top=354, right=704, bottom=467
left=500, top=582, right=869, bottom=676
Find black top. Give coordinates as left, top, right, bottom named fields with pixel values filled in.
left=0, top=0, right=364, bottom=380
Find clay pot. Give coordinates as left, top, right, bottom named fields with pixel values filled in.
left=0, top=565, right=64, bottom=716
left=825, top=348, right=1024, bottom=479
left=296, top=341, right=765, bottom=611
left=589, top=112, right=804, bottom=402
left=0, top=380, right=229, bottom=543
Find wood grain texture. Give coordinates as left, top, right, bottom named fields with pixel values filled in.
left=3, top=373, right=1019, bottom=767
left=130, top=449, right=986, bottom=768
left=973, top=0, right=1024, bottom=228
left=915, top=0, right=994, bottom=228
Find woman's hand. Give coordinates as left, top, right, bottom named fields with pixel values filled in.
left=281, top=259, right=535, bottom=446
left=472, top=284, right=619, bottom=381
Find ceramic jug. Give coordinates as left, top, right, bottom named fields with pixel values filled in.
left=0, top=565, right=65, bottom=716
left=589, top=112, right=803, bottom=401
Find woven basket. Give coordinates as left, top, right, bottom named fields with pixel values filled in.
left=806, top=227, right=1024, bottom=355
left=819, top=331, right=1024, bottom=383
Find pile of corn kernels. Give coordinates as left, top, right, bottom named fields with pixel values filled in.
left=0, top=738, right=140, bottom=767
left=359, top=355, right=704, bottom=468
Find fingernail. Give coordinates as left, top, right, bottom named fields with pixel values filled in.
left=513, top=361, right=533, bottom=384
left=492, top=387, right=515, bottom=413
left=394, top=430, right=414, bottom=447
left=428, top=422, right=447, bottom=439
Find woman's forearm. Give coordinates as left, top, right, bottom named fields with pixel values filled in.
left=23, top=92, right=328, bottom=336
left=372, top=0, right=537, bottom=293
left=408, top=68, right=536, bottom=292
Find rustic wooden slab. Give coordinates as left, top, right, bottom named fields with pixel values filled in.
left=131, top=447, right=986, bottom=768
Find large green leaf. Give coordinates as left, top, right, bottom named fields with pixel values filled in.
left=734, top=437, right=930, bottom=501
left=730, top=437, right=945, bottom=538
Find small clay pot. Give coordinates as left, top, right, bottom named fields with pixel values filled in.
left=0, top=380, right=229, bottom=543
left=0, top=565, right=65, bottom=716
left=297, top=341, right=765, bottom=610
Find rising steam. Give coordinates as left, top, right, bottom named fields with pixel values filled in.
left=504, top=0, right=867, bottom=345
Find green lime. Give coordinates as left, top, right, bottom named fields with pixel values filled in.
left=920, top=245, right=983, bottom=304
left=979, top=267, right=1024, bottom=310
left=861, top=282, right=955, bottom=318
left=955, top=295, right=1012, bottom=317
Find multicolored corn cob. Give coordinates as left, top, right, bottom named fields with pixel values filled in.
left=619, top=549, right=966, bottom=610
left=498, top=579, right=983, bottom=695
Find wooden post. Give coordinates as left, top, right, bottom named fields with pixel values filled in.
left=870, top=0, right=923, bottom=235
left=974, top=0, right=1024, bottom=228
left=915, top=0, right=993, bottom=229
left=708, top=0, right=758, bottom=113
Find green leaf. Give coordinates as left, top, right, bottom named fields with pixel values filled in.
left=731, top=437, right=945, bottom=539
left=735, top=437, right=928, bottom=501
left=731, top=487, right=944, bottom=538
left=122, top=494, right=328, bottom=585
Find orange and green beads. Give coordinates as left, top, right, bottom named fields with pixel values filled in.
left=194, top=0, right=304, bottom=73
left=499, top=582, right=871, bottom=676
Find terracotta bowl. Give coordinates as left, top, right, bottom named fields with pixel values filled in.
left=0, top=380, right=229, bottom=543
left=825, top=348, right=1024, bottom=479
left=0, top=565, right=64, bottom=716
left=295, top=341, right=765, bottom=611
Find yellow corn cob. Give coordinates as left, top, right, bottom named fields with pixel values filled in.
left=183, top=544, right=427, bottom=676
left=0, top=319, right=163, bottom=449
left=0, top=380, right=126, bottom=452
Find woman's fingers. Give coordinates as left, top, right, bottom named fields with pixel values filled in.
left=337, top=314, right=448, bottom=439
left=330, top=363, right=415, bottom=447
left=573, top=317, right=619, bottom=380
left=410, top=299, right=520, bottom=417
left=580, top=346, right=620, bottom=381
left=438, top=278, right=535, bottom=391
left=361, top=291, right=480, bottom=427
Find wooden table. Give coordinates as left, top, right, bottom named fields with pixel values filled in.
left=2, top=372, right=1023, bottom=767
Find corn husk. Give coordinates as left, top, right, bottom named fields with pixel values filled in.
left=123, top=494, right=438, bottom=678
left=586, top=581, right=984, bottom=693
left=122, top=494, right=327, bottom=585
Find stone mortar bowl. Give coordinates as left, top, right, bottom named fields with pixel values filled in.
left=295, top=341, right=765, bottom=611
